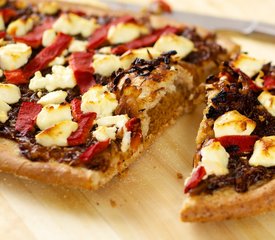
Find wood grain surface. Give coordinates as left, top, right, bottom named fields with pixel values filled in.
left=1, top=0, right=275, bottom=239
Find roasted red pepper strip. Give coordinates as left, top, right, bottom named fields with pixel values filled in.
left=184, top=166, right=206, bottom=193
left=151, top=0, right=172, bottom=13
left=215, top=135, right=259, bottom=154
left=5, top=33, right=72, bottom=84
left=69, top=52, right=96, bottom=94
left=126, top=117, right=143, bottom=150
left=264, top=75, right=275, bottom=90
left=15, top=102, right=42, bottom=135
left=111, top=25, right=180, bottom=55
left=13, top=18, right=55, bottom=48
left=71, top=98, right=83, bottom=121
left=79, top=139, right=110, bottom=163
left=87, top=15, right=134, bottom=51
left=67, top=112, right=97, bottom=146
left=1, top=8, right=17, bottom=23
left=0, top=31, right=6, bottom=39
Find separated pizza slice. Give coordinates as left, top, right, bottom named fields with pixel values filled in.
left=181, top=54, right=275, bottom=222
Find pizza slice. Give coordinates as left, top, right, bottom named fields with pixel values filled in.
left=0, top=0, right=237, bottom=189
left=181, top=54, right=275, bottom=221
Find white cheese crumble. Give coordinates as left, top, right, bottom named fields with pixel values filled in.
left=36, top=120, right=78, bottom=147
left=96, top=114, right=129, bottom=130
left=258, top=91, right=275, bottom=116
left=38, top=2, right=60, bottom=15
left=0, top=14, right=4, bottom=31
left=42, top=29, right=57, bottom=47
left=232, top=54, right=265, bottom=77
left=154, top=33, right=194, bottom=59
left=36, top=103, right=72, bottom=130
left=0, top=43, right=32, bottom=70
left=92, top=54, right=121, bottom=77
left=0, top=99, right=11, bottom=123
left=0, top=83, right=21, bottom=104
left=81, top=85, right=118, bottom=118
left=249, top=136, right=275, bottom=167
left=200, top=141, right=229, bottom=176
left=53, top=13, right=98, bottom=37
left=37, top=90, right=68, bottom=106
left=107, top=22, right=148, bottom=44
left=121, top=130, right=131, bottom=152
left=7, top=17, right=34, bottom=36
left=68, top=39, right=88, bottom=52
left=213, top=110, right=256, bottom=137
left=93, top=126, right=117, bottom=142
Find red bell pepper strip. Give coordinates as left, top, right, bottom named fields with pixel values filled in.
left=79, top=139, right=110, bottom=163
left=111, top=25, right=181, bottom=55
left=0, top=31, right=6, bottom=39
left=4, top=33, right=72, bottom=85
left=152, top=0, right=172, bottom=13
left=69, top=52, right=96, bottom=94
left=215, top=135, right=259, bottom=154
left=13, top=18, right=55, bottom=48
left=67, top=112, right=97, bottom=146
left=87, top=15, right=135, bottom=51
left=15, top=102, right=42, bottom=135
left=264, top=75, right=275, bottom=90
left=71, top=98, right=83, bottom=121
left=184, top=166, right=206, bottom=193
left=1, top=8, right=17, bottom=23
left=125, top=117, right=143, bottom=150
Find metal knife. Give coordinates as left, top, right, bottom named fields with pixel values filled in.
left=97, top=0, right=275, bottom=37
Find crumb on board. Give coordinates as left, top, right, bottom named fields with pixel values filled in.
left=96, top=202, right=100, bottom=206
left=176, top=172, right=183, bottom=179
left=110, top=199, right=117, bottom=208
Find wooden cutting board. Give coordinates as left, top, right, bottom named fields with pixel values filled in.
left=1, top=1, right=275, bottom=239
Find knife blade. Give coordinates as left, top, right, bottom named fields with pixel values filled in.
left=98, top=0, right=275, bottom=37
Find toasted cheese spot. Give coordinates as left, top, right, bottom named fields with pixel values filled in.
left=68, top=39, right=88, bottom=52
left=81, top=85, right=118, bottom=118
left=38, top=2, right=60, bottom=15
left=232, top=54, right=265, bottom=77
left=214, top=110, right=256, bottom=137
left=0, top=14, right=4, bottom=31
left=258, top=91, right=275, bottom=116
left=0, top=83, right=21, bottom=104
left=120, top=47, right=161, bottom=69
left=0, top=43, right=31, bottom=70
left=96, top=114, right=129, bottom=130
left=36, top=120, right=78, bottom=147
left=14, top=0, right=28, bottom=9
left=107, top=22, right=149, bottom=44
left=201, top=141, right=229, bottom=176
left=42, top=29, right=57, bottom=47
left=249, top=136, right=275, bottom=167
left=0, top=0, right=7, bottom=7
left=7, top=17, right=34, bottom=36
left=92, top=54, right=121, bottom=77
left=53, top=13, right=98, bottom=37
left=36, top=103, right=72, bottom=130
left=0, top=99, right=11, bottom=123
left=29, top=66, right=76, bottom=92
left=37, top=90, right=67, bottom=106
left=93, top=126, right=117, bottom=142
left=154, top=33, right=194, bottom=59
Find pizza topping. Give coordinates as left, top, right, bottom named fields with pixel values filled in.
left=0, top=0, right=7, bottom=7
left=37, top=90, right=68, bottom=106
left=0, top=43, right=31, bottom=70
left=42, top=29, right=56, bottom=47
left=92, top=54, right=121, bottom=77
left=35, top=120, right=78, bottom=147
left=232, top=54, right=265, bottom=77
left=7, top=17, right=34, bottom=36
left=70, top=98, right=83, bottom=121
left=184, top=166, right=206, bottom=194
left=107, top=22, right=149, bottom=45
left=1, top=8, right=17, bottom=23
left=5, top=33, right=72, bottom=84
left=153, top=33, right=194, bottom=59
left=69, top=52, right=95, bottom=94
left=36, top=103, right=72, bottom=130
left=37, top=2, right=60, bottom=15
left=257, top=91, right=275, bottom=116
left=81, top=85, right=118, bottom=118
left=0, top=14, right=5, bottom=31
left=125, top=117, right=142, bottom=150
left=53, top=13, right=98, bottom=38
left=0, top=99, right=11, bottom=123
left=79, top=139, right=110, bottom=164
left=200, top=141, right=229, bottom=176
left=15, top=102, right=42, bottom=135
left=93, top=126, right=117, bottom=142
left=249, top=136, right=275, bottom=167
left=264, top=75, right=275, bottom=90
left=68, top=39, right=88, bottom=53
left=0, top=83, right=21, bottom=104
left=67, top=112, right=96, bottom=146
left=213, top=110, right=256, bottom=137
